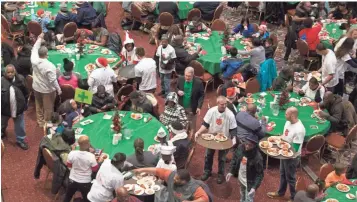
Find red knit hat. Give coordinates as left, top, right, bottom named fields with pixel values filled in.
left=96, top=57, right=109, bottom=68
left=37, top=9, right=44, bottom=17
left=226, top=87, right=236, bottom=99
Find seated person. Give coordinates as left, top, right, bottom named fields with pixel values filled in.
left=68, top=29, right=94, bottom=44
left=254, top=24, right=269, bottom=41
left=264, top=38, right=275, bottom=59
left=298, top=77, right=325, bottom=103
left=128, top=91, right=155, bottom=116
left=73, top=2, right=97, bottom=29
left=317, top=2, right=329, bottom=19
left=156, top=145, right=177, bottom=171
left=54, top=3, right=76, bottom=34
left=272, top=66, right=294, bottom=92
left=314, top=179, right=327, bottom=201
left=185, top=16, right=211, bottom=35
left=325, top=163, right=347, bottom=188
left=46, top=112, right=65, bottom=135
left=160, top=92, right=188, bottom=127
left=347, top=153, right=357, bottom=179
left=293, top=184, right=319, bottom=202
left=44, top=30, right=62, bottom=50
left=329, top=3, right=352, bottom=20
left=169, top=121, right=190, bottom=169
left=167, top=24, right=184, bottom=45
left=85, top=21, right=109, bottom=47
left=157, top=2, right=180, bottom=24
left=238, top=38, right=266, bottom=71
left=126, top=138, right=158, bottom=168
left=220, top=47, right=244, bottom=80
left=31, top=9, right=50, bottom=33
left=49, top=128, right=75, bottom=164
left=59, top=99, right=83, bottom=128
left=171, top=35, right=200, bottom=75
left=58, top=58, right=82, bottom=89
left=232, top=17, right=255, bottom=38
left=116, top=31, right=139, bottom=68
left=87, top=85, right=116, bottom=114
left=193, top=2, right=220, bottom=22
left=299, top=18, right=322, bottom=57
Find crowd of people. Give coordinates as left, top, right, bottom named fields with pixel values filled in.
left=1, top=1, right=357, bottom=202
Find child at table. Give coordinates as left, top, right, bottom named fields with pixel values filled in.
left=185, top=16, right=211, bottom=35
left=44, top=30, right=62, bottom=50
left=232, top=17, right=255, bottom=38
left=325, top=163, right=347, bottom=188
left=220, top=47, right=244, bottom=80
left=31, top=9, right=51, bottom=33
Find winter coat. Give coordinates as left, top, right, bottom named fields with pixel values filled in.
left=1, top=75, right=28, bottom=117
left=75, top=2, right=97, bottom=26
left=54, top=11, right=76, bottom=34
left=220, top=56, right=244, bottom=79
left=172, top=44, right=199, bottom=75
left=258, top=58, right=277, bottom=91
left=11, top=49, right=32, bottom=77
left=88, top=92, right=116, bottom=114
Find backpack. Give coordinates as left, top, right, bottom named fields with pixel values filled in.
left=107, top=32, right=123, bottom=55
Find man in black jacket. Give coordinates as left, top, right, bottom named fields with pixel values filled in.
left=172, top=35, right=200, bottom=75
left=193, top=2, right=220, bottom=22
left=176, top=67, right=205, bottom=133
left=87, top=85, right=116, bottom=115
left=1, top=64, right=29, bottom=150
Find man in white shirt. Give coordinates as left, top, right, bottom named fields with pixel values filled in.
left=65, top=136, right=99, bottom=202
left=267, top=107, right=306, bottom=201
left=195, top=96, right=238, bottom=184
left=88, top=57, right=117, bottom=97
left=316, top=43, right=338, bottom=92
left=31, top=33, right=62, bottom=127
left=299, top=77, right=325, bottom=103
left=87, top=153, right=126, bottom=202
left=134, top=47, right=157, bottom=93
left=156, top=34, right=176, bottom=97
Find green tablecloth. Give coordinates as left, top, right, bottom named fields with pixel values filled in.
left=73, top=111, right=168, bottom=158
left=47, top=44, right=120, bottom=79
left=187, top=31, right=250, bottom=75
left=324, top=180, right=357, bottom=202
left=239, top=91, right=330, bottom=141
left=23, top=2, right=73, bottom=27
left=155, top=2, right=194, bottom=20
left=321, top=23, right=357, bottom=49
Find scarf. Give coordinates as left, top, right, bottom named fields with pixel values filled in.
left=170, top=131, right=188, bottom=143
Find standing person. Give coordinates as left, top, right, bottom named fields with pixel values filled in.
left=126, top=138, right=158, bottom=168
left=236, top=104, right=267, bottom=141
left=134, top=47, right=157, bottom=93
left=117, top=31, right=138, bottom=68
left=169, top=121, right=190, bottom=169
left=73, top=2, right=97, bottom=29
left=1, top=65, right=29, bottom=150
left=54, top=3, right=76, bottom=34
left=177, top=67, right=205, bottom=133
left=31, top=33, right=62, bottom=127
left=64, top=136, right=99, bottom=202
left=316, top=43, right=338, bottom=92
left=160, top=92, right=188, bottom=127
left=298, top=18, right=322, bottom=57
left=156, top=34, right=176, bottom=98
left=88, top=57, right=117, bottom=97
left=268, top=107, right=306, bottom=201
left=226, top=134, right=264, bottom=202
left=195, top=96, right=238, bottom=184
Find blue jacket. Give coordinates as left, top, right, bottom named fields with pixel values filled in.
left=220, top=57, right=244, bottom=79
left=257, top=59, right=277, bottom=91
left=31, top=15, right=50, bottom=33
left=54, top=12, right=76, bottom=34
left=233, top=24, right=255, bottom=38
left=75, top=2, right=97, bottom=26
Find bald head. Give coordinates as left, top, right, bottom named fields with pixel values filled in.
left=285, top=107, right=298, bottom=123
left=116, top=187, right=129, bottom=201
left=78, top=136, right=90, bottom=151
left=306, top=184, right=319, bottom=198
left=323, top=91, right=334, bottom=104
left=247, top=104, right=257, bottom=116
left=217, top=96, right=227, bottom=113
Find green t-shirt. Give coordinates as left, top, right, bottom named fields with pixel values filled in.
left=183, top=81, right=193, bottom=108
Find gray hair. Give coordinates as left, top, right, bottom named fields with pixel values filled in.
left=185, top=67, right=194, bottom=75
left=5, top=64, right=16, bottom=72
left=38, top=46, right=48, bottom=58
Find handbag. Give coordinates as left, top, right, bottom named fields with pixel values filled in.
left=160, top=47, right=176, bottom=70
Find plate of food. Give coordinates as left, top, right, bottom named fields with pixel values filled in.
left=336, top=184, right=350, bottom=192
left=267, top=148, right=280, bottom=156
left=152, top=185, right=161, bottom=191
left=215, top=133, right=228, bottom=142
left=300, top=97, right=312, bottom=104
left=268, top=136, right=281, bottom=144
left=147, top=145, right=155, bottom=152
left=85, top=63, right=96, bottom=72
left=89, top=45, right=99, bottom=49
left=245, top=97, right=255, bottom=104
left=202, top=33, right=210, bottom=37
left=107, top=58, right=118, bottom=63
left=124, top=184, right=134, bottom=191
left=259, top=141, right=272, bottom=149
left=325, top=198, right=338, bottom=202
left=145, top=189, right=155, bottom=195
left=131, top=113, right=143, bottom=120
left=279, top=149, right=294, bottom=157
left=202, top=133, right=215, bottom=141
left=192, top=33, right=201, bottom=37
left=278, top=141, right=291, bottom=149
left=133, top=185, right=145, bottom=195
left=20, top=11, right=31, bottom=16
left=56, top=45, right=65, bottom=50
left=267, top=121, right=276, bottom=128
left=101, top=49, right=111, bottom=54
left=346, top=193, right=356, bottom=199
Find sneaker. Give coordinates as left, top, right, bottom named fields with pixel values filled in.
left=201, top=172, right=211, bottom=181
left=16, top=141, right=29, bottom=150
left=217, top=174, right=224, bottom=184
left=267, top=192, right=283, bottom=199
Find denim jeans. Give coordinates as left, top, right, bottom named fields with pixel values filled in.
left=239, top=181, right=255, bottom=202
left=278, top=157, right=299, bottom=199
left=204, top=148, right=228, bottom=175
left=1, top=113, right=26, bottom=143
left=159, top=73, right=171, bottom=97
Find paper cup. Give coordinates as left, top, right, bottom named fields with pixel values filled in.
left=76, top=54, right=80, bottom=60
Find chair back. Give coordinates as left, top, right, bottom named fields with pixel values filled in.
left=248, top=2, right=260, bottom=7
left=27, top=21, right=42, bottom=37
left=296, top=39, right=309, bottom=56
left=117, top=84, right=134, bottom=102
left=319, top=163, right=334, bottom=181
left=131, top=4, right=143, bottom=21
left=26, top=75, right=33, bottom=92
left=306, top=135, right=325, bottom=153
left=60, top=84, right=75, bottom=103
left=187, top=8, right=201, bottom=21
left=346, top=125, right=357, bottom=145
left=216, top=84, right=223, bottom=96
left=245, top=77, right=260, bottom=94
left=212, top=4, right=224, bottom=22
left=269, top=33, right=278, bottom=46
left=252, top=23, right=259, bottom=33
left=295, top=177, right=307, bottom=192
left=211, top=19, right=226, bottom=31
left=42, top=148, right=55, bottom=171
left=159, top=12, right=174, bottom=27
left=1, top=14, right=11, bottom=34
left=63, top=22, right=78, bottom=38
left=188, top=60, right=205, bottom=77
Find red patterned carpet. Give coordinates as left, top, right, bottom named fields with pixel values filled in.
left=1, top=3, right=318, bottom=202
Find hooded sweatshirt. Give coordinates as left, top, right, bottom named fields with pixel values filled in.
left=159, top=92, right=188, bottom=127
left=54, top=11, right=76, bottom=34
left=120, top=32, right=138, bottom=66
left=75, top=2, right=97, bottom=26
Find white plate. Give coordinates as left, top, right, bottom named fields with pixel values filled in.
left=101, top=49, right=111, bottom=54
left=267, top=136, right=281, bottom=144
left=336, top=184, right=350, bottom=192
left=124, top=184, right=134, bottom=191
left=279, top=149, right=294, bottom=157
left=130, top=113, right=143, bottom=120
left=144, top=189, right=155, bottom=195
left=346, top=193, right=356, bottom=199
left=277, top=142, right=291, bottom=149
left=267, top=148, right=280, bottom=156
left=202, top=133, right=214, bottom=141
left=133, top=186, right=145, bottom=195
left=259, top=141, right=272, bottom=149
left=152, top=185, right=161, bottom=191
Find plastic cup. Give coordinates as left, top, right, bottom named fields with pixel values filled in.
left=76, top=54, right=80, bottom=60
left=123, top=129, right=133, bottom=140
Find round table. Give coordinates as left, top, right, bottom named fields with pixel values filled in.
left=196, top=134, right=233, bottom=150
left=154, top=2, right=194, bottom=20
left=72, top=111, right=169, bottom=158
left=47, top=44, right=120, bottom=79
left=238, top=91, right=330, bottom=141
left=22, top=2, right=73, bottom=27
left=321, top=22, right=357, bottom=49
left=324, top=180, right=357, bottom=202
left=187, top=31, right=250, bottom=75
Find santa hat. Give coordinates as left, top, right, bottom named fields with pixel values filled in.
left=96, top=57, right=109, bottom=68
left=123, top=31, right=134, bottom=46
left=37, top=9, right=45, bottom=17
left=226, top=87, right=236, bottom=99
